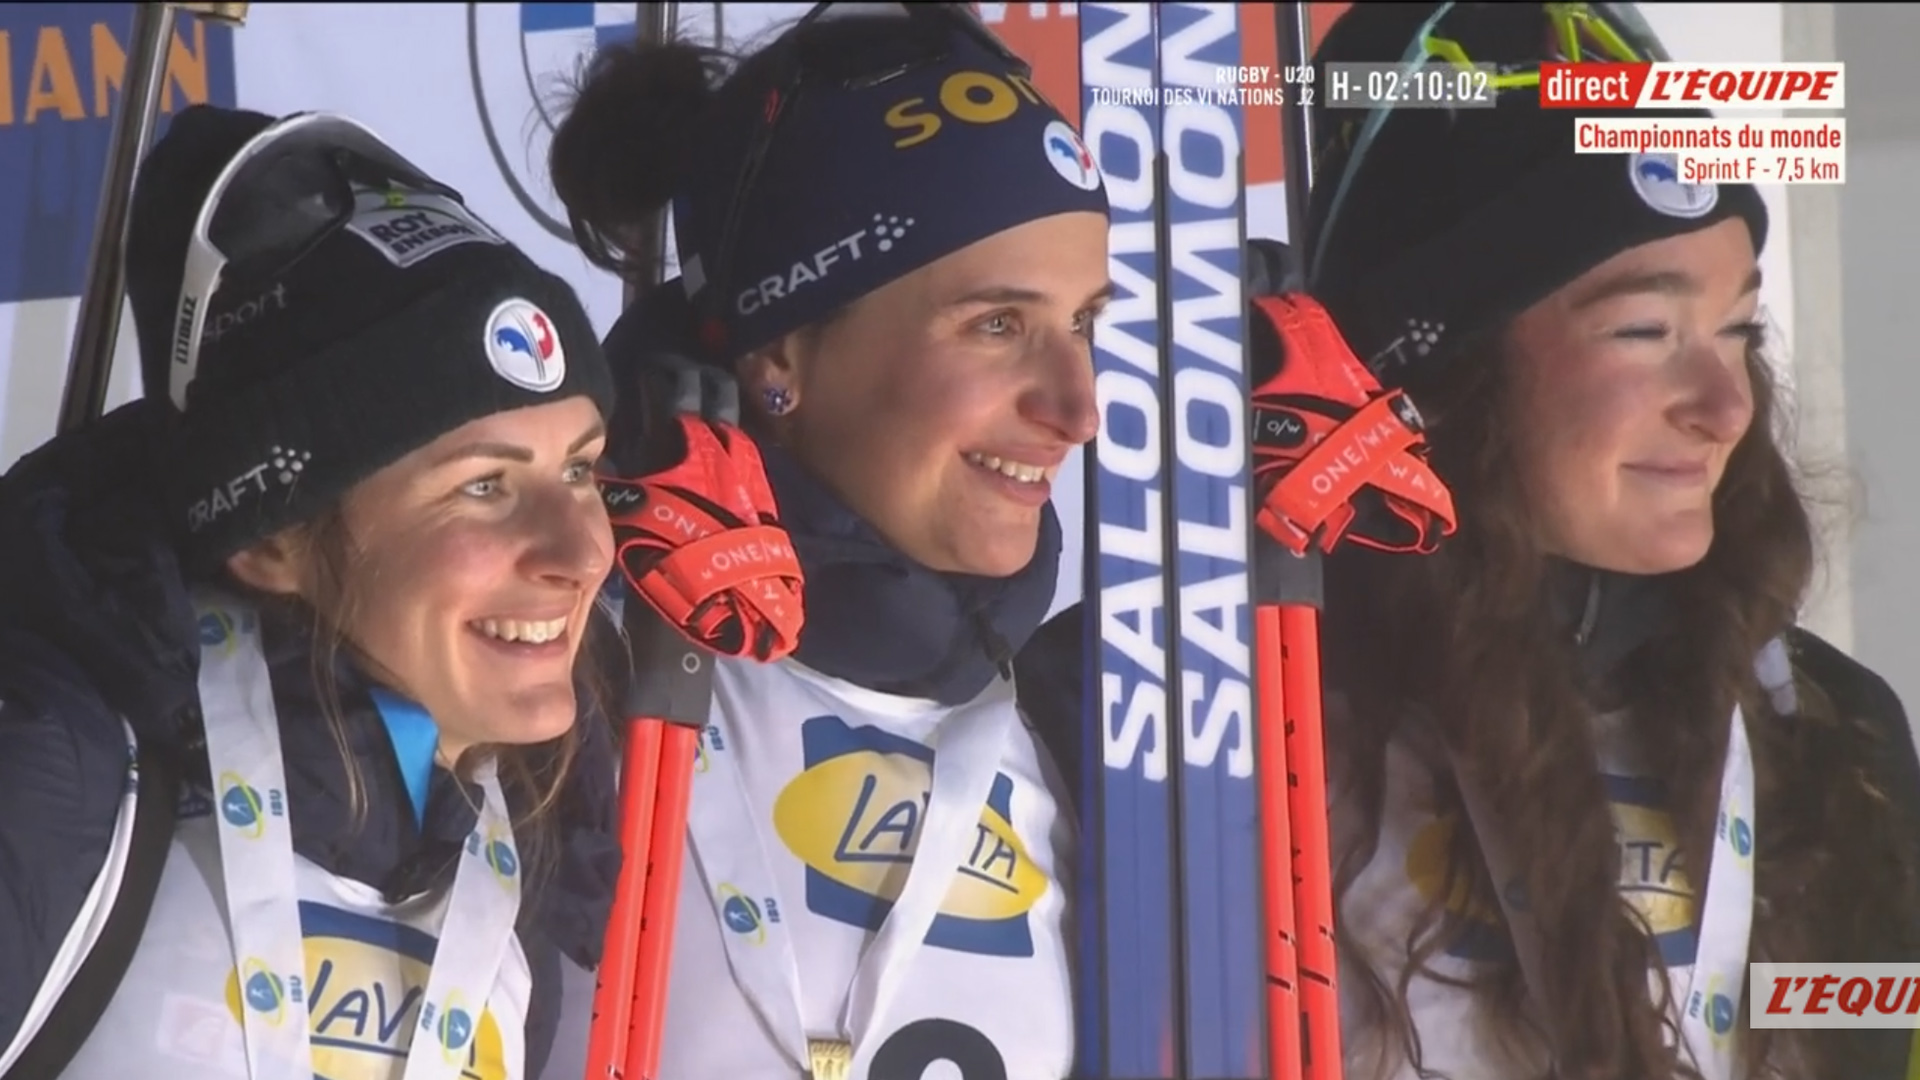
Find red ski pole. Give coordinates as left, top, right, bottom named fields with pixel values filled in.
left=1280, top=599, right=1335, bottom=1080
left=624, top=721, right=700, bottom=1079
left=588, top=719, right=666, bottom=1078
left=585, top=346, right=806, bottom=1080
left=583, top=9, right=801, bottom=1073
left=1255, top=600, right=1304, bottom=1078
left=1258, top=8, right=1334, bottom=1077
left=1249, top=289, right=1458, bottom=1080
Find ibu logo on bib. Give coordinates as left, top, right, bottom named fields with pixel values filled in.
left=237, top=956, right=300, bottom=1018
left=423, top=989, right=482, bottom=1066
left=716, top=882, right=782, bottom=945
left=197, top=607, right=256, bottom=654
left=1717, top=799, right=1755, bottom=867
left=466, top=824, right=521, bottom=886
left=773, top=715, right=1048, bottom=957
left=217, top=771, right=285, bottom=839
left=224, top=902, right=511, bottom=1079
left=1688, top=972, right=1739, bottom=1047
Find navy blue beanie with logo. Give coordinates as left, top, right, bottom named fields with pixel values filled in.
left=667, top=14, right=1110, bottom=361
left=126, top=105, right=616, bottom=575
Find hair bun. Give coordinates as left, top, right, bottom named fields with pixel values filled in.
left=550, top=39, right=731, bottom=280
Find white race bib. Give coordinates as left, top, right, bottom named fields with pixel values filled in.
left=1451, top=640, right=1790, bottom=1079
left=193, top=586, right=524, bottom=1080
left=684, top=671, right=1020, bottom=1075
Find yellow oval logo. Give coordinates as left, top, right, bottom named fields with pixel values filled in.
left=1404, top=813, right=1502, bottom=926
left=224, top=903, right=508, bottom=1080
left=773, top=749, right=1046, bottom=923
left=1405, top=796, right=1699, bottom=965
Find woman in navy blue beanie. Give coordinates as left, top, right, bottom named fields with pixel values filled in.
left=549, top=6, right=1112, bottom=1077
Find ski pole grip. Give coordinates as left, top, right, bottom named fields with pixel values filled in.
left=1254, top=534, right=1325, bottom=611
left=616, top=355, right=727, bottom=731
left=1248, top=293, right=1458, bottom=563
left=602, top=352, right=805, bottom=729
left=622, top=609, right=718, bottom=730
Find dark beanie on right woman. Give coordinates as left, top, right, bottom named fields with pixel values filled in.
left=1302, top=3, right=1769, bottom=390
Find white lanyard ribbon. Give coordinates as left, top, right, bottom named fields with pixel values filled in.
left=685, top=668, right=1019, bottom=1076
left=193, top=586, right=523, bottom=1080
left=1452, top=640, right=1792, bottom=1080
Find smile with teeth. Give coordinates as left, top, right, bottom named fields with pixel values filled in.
left=964, top=452, right=1056, bottom=484
left=471, top=617, right=569, bottom=645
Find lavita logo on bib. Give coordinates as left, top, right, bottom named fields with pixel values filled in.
left=772, top=715, right=1047, bottom=957
left=1404, top=771, right=1699, bottom=966
left=220, top=902, right=511, bottom=1079
left=1604, top=772, right=1700, bottom=968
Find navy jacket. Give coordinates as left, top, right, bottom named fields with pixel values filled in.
left=0, top=398, right=621, bottom=1075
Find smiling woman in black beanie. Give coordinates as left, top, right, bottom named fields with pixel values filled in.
left=1305, top=5, right=1920, bottom=1080
left=0, top=105, right=626, bottom=1079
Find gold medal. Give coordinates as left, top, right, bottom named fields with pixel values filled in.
left=806, top=1036, right=853, bottom=1080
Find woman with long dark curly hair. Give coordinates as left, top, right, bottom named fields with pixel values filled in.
left=1300, top=4, right=1920, bottom=1078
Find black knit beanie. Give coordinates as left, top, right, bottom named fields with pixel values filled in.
left=126, top=105, right=616, bottom=575
left=1303, top=3, right=1770, bottom=389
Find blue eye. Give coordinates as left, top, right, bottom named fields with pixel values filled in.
left=564, top=458, right=599, bottom=485
left=461, top=475, right=503, bottom=500
left=978, top=312, right=1018, bottom=337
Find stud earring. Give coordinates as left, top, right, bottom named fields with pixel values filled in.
left=762, top=385, right=795, bottom=417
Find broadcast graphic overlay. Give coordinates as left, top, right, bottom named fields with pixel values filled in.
left=1540, top=62, right=1846, bottom=185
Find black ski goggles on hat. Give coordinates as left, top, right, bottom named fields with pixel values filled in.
left=691, top=1, right=1029, bottom=349
left=168, top=111, right=458, bottom=410
left=1309, top=1, right=1669, bottom=281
